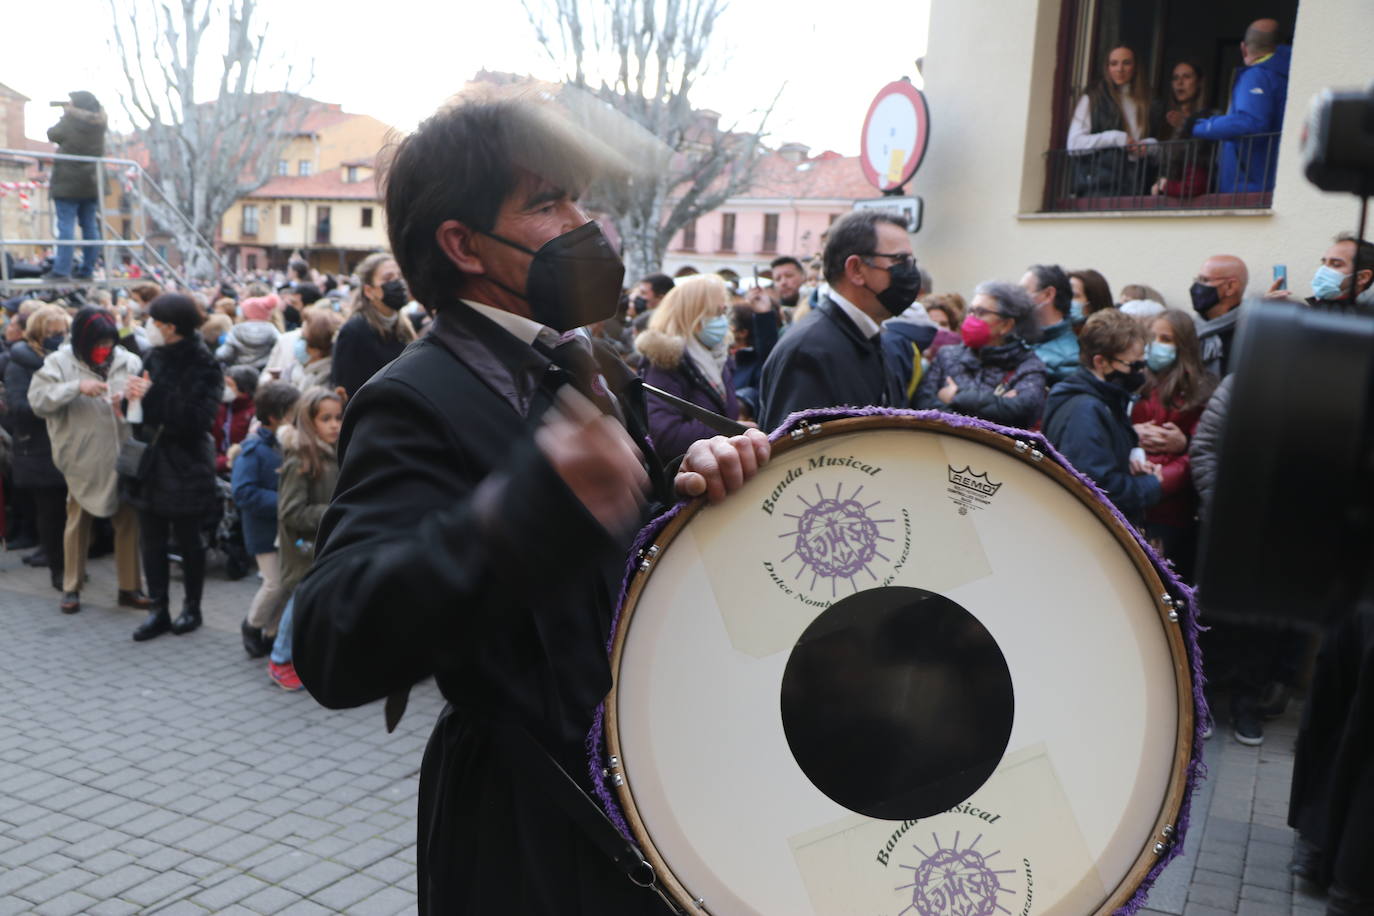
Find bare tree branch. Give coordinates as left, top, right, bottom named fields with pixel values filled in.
left=107, top=0, right=312, bottom=281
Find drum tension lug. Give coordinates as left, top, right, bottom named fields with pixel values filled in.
left=1013, top=440, right=1044, bottom=462
left=789, top=422, right=821, bottom=440
left=603, top=755, right=623, bottom=787
left=1161, top=593, right=1180, bottom=623
left=1153, top=824, right=1177, bottom=856
left=638, top=545, right=660, bottom=573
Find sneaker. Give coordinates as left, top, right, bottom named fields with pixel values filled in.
left=1233, top=711, right=1264, bottom=746
left=268, top=661, right=303, bottom=691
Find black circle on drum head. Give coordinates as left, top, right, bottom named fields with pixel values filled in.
left=779, top=586, right=1014, bottom=821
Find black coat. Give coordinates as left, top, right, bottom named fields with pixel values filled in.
left=293, top=304, right=665, bottom=914
left=136, top=336, right=222, bottom=519
left=758, top=297, right=904, bottom=431
left=330, top=312, right=408, bottom=396
left=3, top=342, right=64, bottom=488
left=46, top=106, right=107, bottom=200
left=1043, top=368, right=1161, bottom=524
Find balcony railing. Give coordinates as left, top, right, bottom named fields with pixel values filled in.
left=1043, top=132, right=1280, bottom=212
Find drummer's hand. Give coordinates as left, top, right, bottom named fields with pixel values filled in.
left=537, top=387, right=648, bottom=534
left=676, top=428, right=771, bottom=504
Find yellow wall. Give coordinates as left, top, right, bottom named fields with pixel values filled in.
left=914, top=0, right=1368, bottom=304
left=220, top=196, right=386, bottom=250
left=277, top=114, right=391, bottom=176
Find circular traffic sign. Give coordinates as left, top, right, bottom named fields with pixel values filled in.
left=859, top=79, right=930, bottom=192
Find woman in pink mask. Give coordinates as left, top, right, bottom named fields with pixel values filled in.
left=913, top=281, right=1049, bottom=430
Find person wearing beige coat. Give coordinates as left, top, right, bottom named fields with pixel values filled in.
left=28, top=308, right=150, bottom=614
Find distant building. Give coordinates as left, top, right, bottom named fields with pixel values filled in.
left=0, top=82, right=56, bottom=262
left=662, top=145, right=884, bottom=280
left=219, top=100, right=392, bottom=274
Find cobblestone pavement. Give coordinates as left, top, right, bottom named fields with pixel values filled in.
left=0, top=546, right=1332, bottom=914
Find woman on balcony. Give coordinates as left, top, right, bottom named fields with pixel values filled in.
left=1066, top=45, right=1157, bottom=197
left=1151, top=61, right=1220, bottom=199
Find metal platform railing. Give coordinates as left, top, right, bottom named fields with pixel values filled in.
left=0, top=147, right=239, bottom=293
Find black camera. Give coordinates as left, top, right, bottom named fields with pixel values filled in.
left=1198, top=84, right=1374, bottom=623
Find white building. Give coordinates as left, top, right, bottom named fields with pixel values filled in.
left=911, top=0, right=1366, bottom=304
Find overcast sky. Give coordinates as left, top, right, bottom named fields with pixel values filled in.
left=8, top=0, right=929, bottom=157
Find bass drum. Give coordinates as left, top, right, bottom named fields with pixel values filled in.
left=602, top=413, right=1198, bottom=915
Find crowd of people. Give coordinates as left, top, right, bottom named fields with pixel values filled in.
left=0, top=249, right=421, bottom=689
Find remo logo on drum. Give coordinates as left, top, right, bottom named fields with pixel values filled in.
left=760, top=453, right=913, bottom=604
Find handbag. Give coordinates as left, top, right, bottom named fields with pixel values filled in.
left=116, top=424, right=164, bottom=480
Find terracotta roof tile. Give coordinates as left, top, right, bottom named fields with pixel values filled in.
left=250, top=167, right=379, bottom=200
left=733, top=152, right=880, bottom=201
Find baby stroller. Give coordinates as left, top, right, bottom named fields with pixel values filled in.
left=207, top=476, right=251, bottom=580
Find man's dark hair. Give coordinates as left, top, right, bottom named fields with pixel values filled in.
left=148, top=293, right=205, bottom=337
left=1028, top=263, right=1073, bottom=319
left=381, top=97, right=602, bottom=310
left=822, top=210, right=909, bottom=284
left=227, top=365, right=258, bottom=400
left=255, top=381, right=301, bottom=425
left=296, top=282, right=323, bottom=305
left=289, top=258, right=310, bottom=281
left=770, top=255, right=803, bottom=273
left=639, top=273, right=675, bottom=298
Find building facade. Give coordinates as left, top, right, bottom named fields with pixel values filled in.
left=912, top=0, right=1365, bottom=304
left=662, top=147, right=885, bottom=280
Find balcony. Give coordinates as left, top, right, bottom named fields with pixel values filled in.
left=1042, top=133, right=1279, bottom=213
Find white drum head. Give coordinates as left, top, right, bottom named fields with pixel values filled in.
left=607, top=418, right=1192, bottom=915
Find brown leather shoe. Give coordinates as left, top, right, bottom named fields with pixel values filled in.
left=118, top=590, right=152, bottom=609
left=60, top=592, right=81, bottom=614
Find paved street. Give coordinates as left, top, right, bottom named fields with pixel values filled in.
left=0, top=545, right=1332, bottom=915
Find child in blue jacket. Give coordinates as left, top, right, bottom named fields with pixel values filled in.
left=232, top=381, right=300, bottom=657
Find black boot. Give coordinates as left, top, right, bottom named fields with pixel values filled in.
left=133, top=604, right=172, bottom=641
left=171, top=600, right=202, bottom=635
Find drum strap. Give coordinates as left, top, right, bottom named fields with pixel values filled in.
left=498, top=724, right=687, bottom=914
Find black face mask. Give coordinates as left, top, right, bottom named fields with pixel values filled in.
left=631, top=295, right=648, bottom=313
left=1190, top=281, right=1221, bottom=317
left=42, top=334, right=64, bottom=353
left=379, top=278, right=409, bottom=310
left=482, top=221, right=626, bottom=332
left=1106, top=360, right=1148, bottom=392
left=874, top=258, right=923, bottom=316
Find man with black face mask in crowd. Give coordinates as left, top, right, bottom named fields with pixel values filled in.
left=757, top=210, right=915, bottom=430
left=291, top=96, right=769, bottom=915
left=1190, top=254, right=1248, bottom=377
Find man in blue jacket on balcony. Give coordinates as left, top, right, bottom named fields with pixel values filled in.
left=1183, top=19, right=1290, bottom=194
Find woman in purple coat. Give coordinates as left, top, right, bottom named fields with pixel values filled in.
left=634, top=274, right=740, bottom=460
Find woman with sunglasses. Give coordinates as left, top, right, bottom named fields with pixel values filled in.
left=1043, top=309, right=1162, bottom=528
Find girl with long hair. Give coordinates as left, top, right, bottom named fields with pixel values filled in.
left=1151, top=60, right=1221, bottom=197
left=1130, top=308, right=1217, bottom=579
left=265, top=387, right=344, bottom=690
left=331, top=252, right=416, bottom=396
left=1067, top=45, right=1157, bottom=195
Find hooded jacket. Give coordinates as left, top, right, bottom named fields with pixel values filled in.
left=28, top=345, right=143, bottom=517
left=635, top=327, right=739, bottom=461
left=276, top=425, right=339, bottom=595
left=3, top=341, right=65, bottom=488
left=232, top=425, right=284, bottom=555
left=216, top=320, right=280, bottom=370
left=46, top=105, right=108, bottom=200
left=1191, top=45, right=1291, bottom=193
left=1044, top=368, right=1161, bottom=524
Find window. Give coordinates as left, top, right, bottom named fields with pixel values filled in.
left=762, top=213, right=780, bottom=253
left=120, top=218, right=132, bottom=239
left=346, top=166, right=359, bottom=183
left=720, top=213, right=736, bottom=251
left=682, top=220, right=697, bottom=250
left=361, top=207, right=374, bottom=228
left=280, top=204, right=292, bottom=226
left=298, top=159, right=313, bottom=177
left=1044, top=0, right=1296, bottom=211
left=276, top=159, right=288, bottom=176
left=315, top=206, right=332, bottom=244
left=241, top=204, right=259, bottom=237
left=246, top=253, right=259, bottom=271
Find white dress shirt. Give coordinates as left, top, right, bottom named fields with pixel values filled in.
left=827, top=289, right=882, bottom=339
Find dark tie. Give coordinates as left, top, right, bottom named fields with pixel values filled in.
left=534, top=329, right=622, bottom=421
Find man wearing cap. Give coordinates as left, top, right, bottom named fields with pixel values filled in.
left=43, top=92, right=108, bottom=282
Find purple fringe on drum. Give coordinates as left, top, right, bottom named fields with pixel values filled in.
left=587, top=408, right=1210, bottom=914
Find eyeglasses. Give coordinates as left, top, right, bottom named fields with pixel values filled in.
left=1112, top=358, right=1147, bottom=372
left=968, top=306, right=1009, bottom=320
left=862, top=252, right=915, bottom=269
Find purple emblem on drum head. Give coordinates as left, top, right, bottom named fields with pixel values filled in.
left=780, top=483, right=894, bottom=594
left=898, top=832, right=1015, bottom=916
